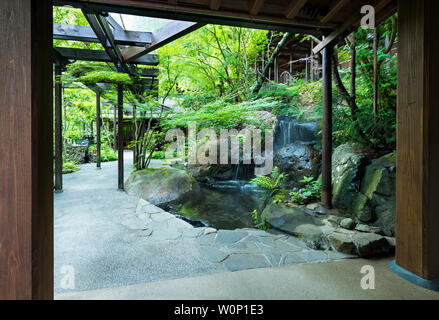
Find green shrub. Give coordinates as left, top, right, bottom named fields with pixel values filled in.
left=89, top=144, right=118, bottom=162
left=289, top=176, right=321, bottom=205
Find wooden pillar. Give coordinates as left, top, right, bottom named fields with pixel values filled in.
left=96, top=90, right=101, bottom=169
left=54, top=65, right=63, bottom=192
left=305, top=55, right=309, bottom=82
left=321, top=43, right=333, bottom=208
left=0, top=0, right=53, bottom=299
left=117, top=84, right=124, bottom=190
left=311, top=40, right=314, bottom=81
left=392, top=0, right=439, bottom=285
left=113, top=105, right=117, bottom=150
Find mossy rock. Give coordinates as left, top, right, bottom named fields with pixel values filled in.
left=125, top=167, right=199, bottom=206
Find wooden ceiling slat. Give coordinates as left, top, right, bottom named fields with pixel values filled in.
left=210, top=0, right=222, bottom=10
left=285, top=0, right=308, bottom=19
left=249, top=0, right=265, bottom=16
left=320, top=0, right=350, bottom=23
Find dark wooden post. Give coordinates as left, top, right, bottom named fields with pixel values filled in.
left=321, top=43, right=333, bottom=208
left=113, top=105, right=117, bottom=150
left=391, top=0, right=439, bottom=287
left=96, top=90, right=101, bottom=168
left=0, top=0, right=53, bottom=299
left=310, top=40, right=314, bottom=81
left=118, top=84, right=124, bottom=190
left=54, top=65, right=63, bottom=192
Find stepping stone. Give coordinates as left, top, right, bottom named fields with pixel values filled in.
left=150, top=212, right=175, bottom=222
left=149, top=228, right=181, bottom=241
left=327, top=250, right=357, bottom=260
left=181, top=227, right=206, bottom=238
left=199, top=233, right=216, bottom=245
left=281, top=252, right=308, bottom=265
left=200, top=246, right=229, bottom=263
left=246, top=235, right=276, bottom=248
left=275, top=239, right=304, bottom=253
left=166, top=217, right=193, bottom=230
left=283, top=236, right=310, bottom=249
left=121, top=217, right=151, bottom=230
left=259, top=246, right=282, bottom=267
left=304, top=250, right=328, bottom=262
left=236, top=228, right=270, bottom=237
left=328, top=232, right=356, bottom=255
left=226, top=241, right=262, bottom=254
left=223, top=254, right=271, bottom=271
left=215, top=230, right=248, bottom=245
left=203, top=227, right=217, bottom=235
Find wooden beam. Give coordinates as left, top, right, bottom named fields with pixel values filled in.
left=54, top=65, right=63, bottom=192
left=313, top=13, right=359, bottom=54
left=106, top=15, right=124, bottom=31
left=210, top=0, right=222, bottom=10
left=320, top=0, right=350, bottom=23
left=0, top=0, right=53, bottom=300
left=53, top=23, right=152, bottom=46
left=96, top=90, right=101, bottom=169
left=249, top=0, right=264, bottom=15
left=321, top=42, right=332, bottom=208
left=96, top=14, right=127, bottom=70
left=285, top=0, right=308, bottom=19
left=54, top=1, right=330, bottom=35
left=117, top=84, right=124, bottom=190
left=54, top=47, right=159, bottom=65
left=314, top=0, right=395, bottom=54
left=122, top=21, right=203, bottom=62
left=395, top=0, right=439, bottom=282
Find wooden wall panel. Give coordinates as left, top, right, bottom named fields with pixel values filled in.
left=0, top=0, right=53, bottom=299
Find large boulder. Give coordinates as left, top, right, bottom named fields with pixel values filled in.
left=273, top=143, right=320, bottom=189
left=362, top=152, right=396, bottom=234
left=125, top=167, right=199, bottom=206
left=331, top=145, right=396, bottom=235
left=262, top=202, right=332, bottom=249
left=332, top=144, right=369, bottom=219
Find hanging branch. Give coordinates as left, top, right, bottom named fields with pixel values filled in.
left=384, top=16, right=397, bottom=54
left=252, top=32, right=291, bottom=94
left=331, top=52, right=372, bottom=146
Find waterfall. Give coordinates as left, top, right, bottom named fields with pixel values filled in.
left=274, top=116, right=319, bottom=151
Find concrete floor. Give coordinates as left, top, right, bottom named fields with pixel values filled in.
left=56, top=257, right=439, bottom=300
left=54, top=152, right=226, bottom=293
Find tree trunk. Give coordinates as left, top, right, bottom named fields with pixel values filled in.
left=373, top=28, right=379, bottom=117
left=252, top=32, right=291, bottom=93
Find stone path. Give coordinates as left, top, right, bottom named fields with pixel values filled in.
left=55, top=151, right=355, bottom=294
left=130, top=198, right=356, bottom=273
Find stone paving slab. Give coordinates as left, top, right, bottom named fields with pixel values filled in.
left=130, top=198, right=358, bottom=273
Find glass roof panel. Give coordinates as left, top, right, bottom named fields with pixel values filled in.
left=109, top=13, right=172, bottom=32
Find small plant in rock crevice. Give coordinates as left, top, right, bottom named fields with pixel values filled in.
left=251, top=209, right=270, bottom=230
left=289, top=176, right=322, bottom=205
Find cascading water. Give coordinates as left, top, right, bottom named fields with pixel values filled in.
left=168, top=115, right=320, bottom=230
left=274, top=116, right=319, bottom=151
